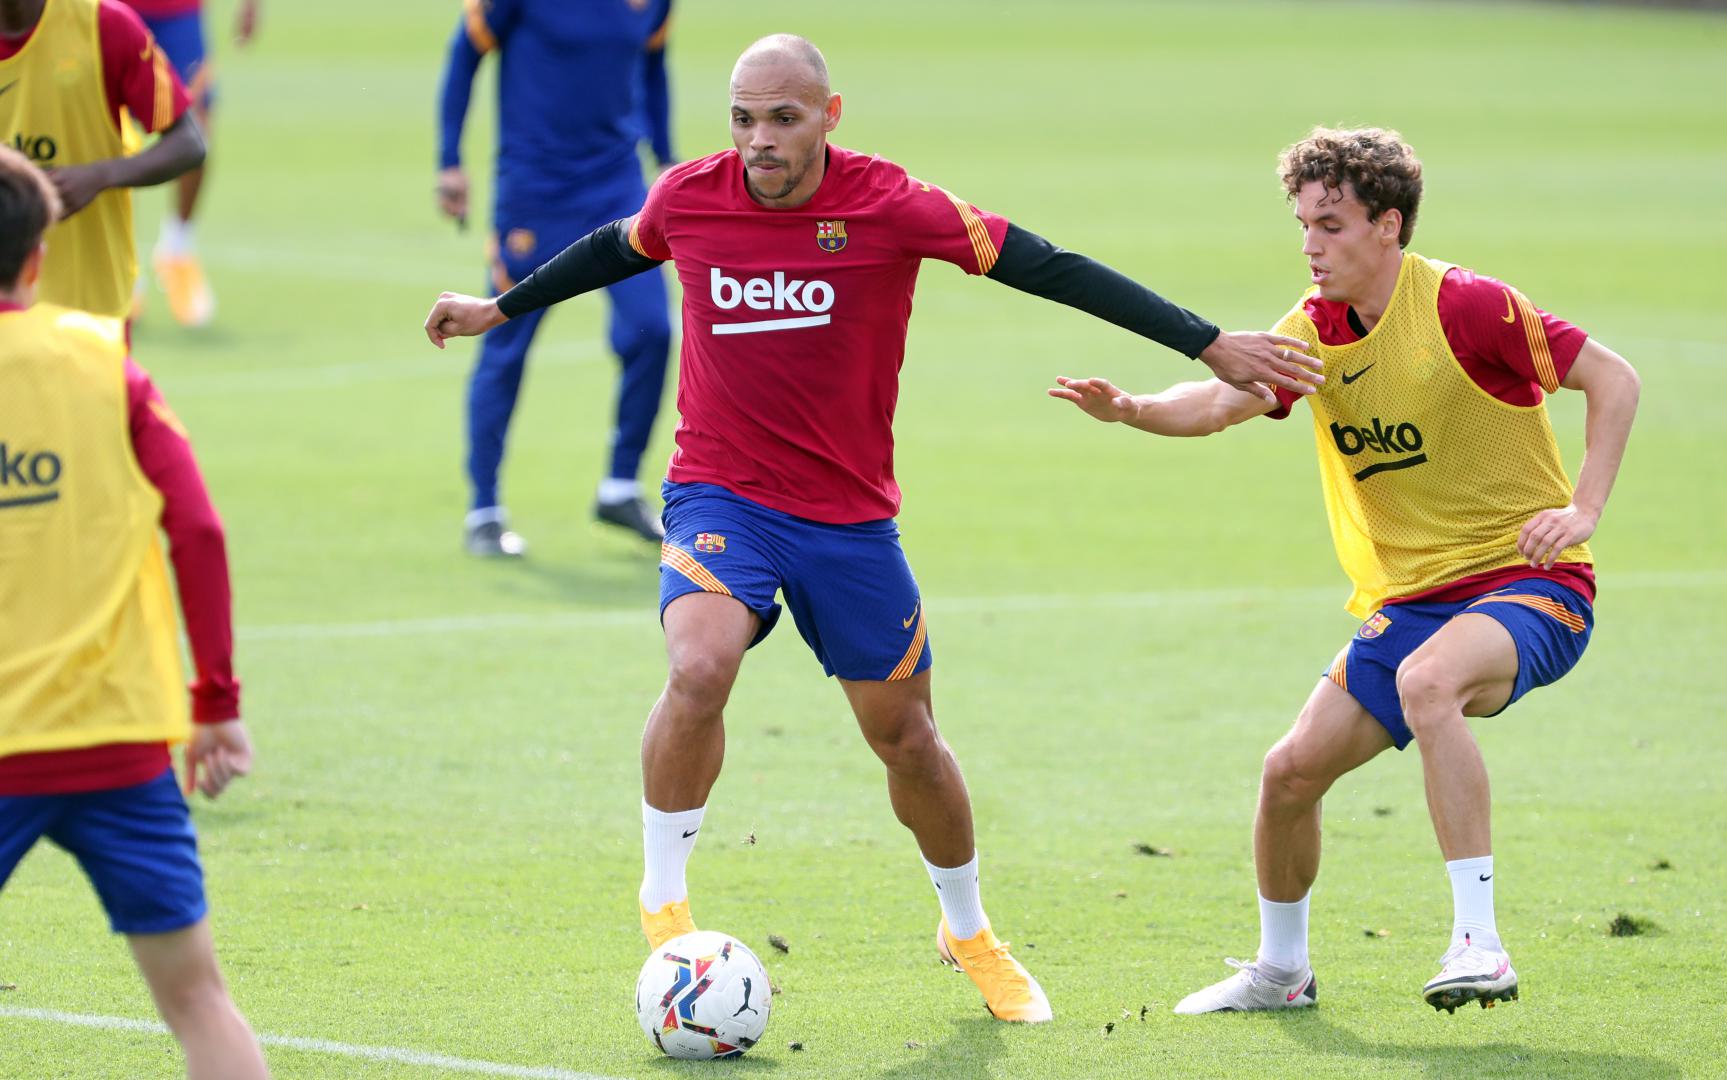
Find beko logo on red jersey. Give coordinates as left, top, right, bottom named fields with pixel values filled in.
left=709, top=268, right=833, bottom=335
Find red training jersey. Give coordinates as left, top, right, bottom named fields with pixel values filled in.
left=628, top=144, right=1010, bottom=523
left=0, top=334, right=238, bottom=796
left=1269, top=266, right=1596, bottom=605
left=0, top=1, right=190, bottom=133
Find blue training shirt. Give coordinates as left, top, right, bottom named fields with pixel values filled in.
left=438, top=0, right=673, bottom=219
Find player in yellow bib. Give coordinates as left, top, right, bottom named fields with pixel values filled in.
left=0, top=147, right=267, bottom=1077
left=0, top=0, right=206, bottom=320
left=1052, top=128, right=1640, bottom=1015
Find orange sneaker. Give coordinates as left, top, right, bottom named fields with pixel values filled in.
left=641, top=898, right=697, bottom=950
left=152, top=251, right=215, bottom=328
left=937, top=919, right=1052, bottom=1022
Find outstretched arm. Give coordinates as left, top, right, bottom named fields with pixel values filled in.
left=1049, top=375, right=1276, bottom=437
left=424, top=217, right=662, bottom=346
left=988, top=224, right=1323, bottom=401
left=1517, top=339, right=1639, bottom=568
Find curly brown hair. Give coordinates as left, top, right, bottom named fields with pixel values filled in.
left=1279, top=127, right=1422, bottom=248
left=0, top=146, right=61, bottom=290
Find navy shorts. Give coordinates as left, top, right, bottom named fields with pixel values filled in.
left=0, top=768, right=207, bottom=935
left=1327, top=579, right=1594, bottom=750
left=141, top=10, right=212, bottom=110
left=658, top=482, right=931, bottom=682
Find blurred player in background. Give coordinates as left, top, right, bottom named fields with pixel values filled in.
left=0, top=147, right=267, bottom=1080
left=122, top=0, right=262, bottom=327
left=425, top=34, right=1321, bottom=1023
left=0, top=0, right=205, bottom=321
left=438, top=0, right=675, bottom=557
left=1053, top=127, right=1639, bottom=1016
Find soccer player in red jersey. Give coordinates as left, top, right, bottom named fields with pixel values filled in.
left=425, top=35, right=1321, bottom=1023
left=0, top=147, right=267, bottom=1078
left=1053, top=128, right=1640, bottom=1015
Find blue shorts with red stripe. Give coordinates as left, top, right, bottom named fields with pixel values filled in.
left=139, top=9, right=212, bottom=109
left=658, top=481, right=931, bottom=682
left=0, top=768, right=207, bottom=935
left=1328, top=579, right=1594, bottom=750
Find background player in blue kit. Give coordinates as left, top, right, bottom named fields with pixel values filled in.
left=437, top=0, right=675, bottom=557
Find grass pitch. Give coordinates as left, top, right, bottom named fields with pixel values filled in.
left=2, top=1, right=1724, bottom=1077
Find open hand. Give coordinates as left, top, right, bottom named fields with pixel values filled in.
left=1049, top=376, right=1136, bottom=423
left=184, top=720, right=254, bottom=800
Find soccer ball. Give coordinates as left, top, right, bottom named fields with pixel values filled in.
left=635, top=931, right=772, bottom=1059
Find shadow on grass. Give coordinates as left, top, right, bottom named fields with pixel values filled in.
left=1280, top=1012, right=1680, bottom=1078
left=874, top=1014, right=1007, bottom=1080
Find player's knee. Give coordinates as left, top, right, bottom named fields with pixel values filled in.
left=664, top=651, right=739, bottom=714
left=150, top=962, right=232, bottom=1033
left=865, top=712, right=943, bottom=775
left=1261, top=738, right=1326, bottom=809
left=1395, top=657, right=1464, bottom=729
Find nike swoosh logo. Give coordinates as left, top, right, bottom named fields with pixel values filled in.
left=1501, top=290, right=1516, bottom=324
left=681, top=828, right=699, bottom=838
left=1479, top=873, right=1492, bottom=881
left=1340, top=364, right=1374, bottom=385
left=902, top=602, right=920, bottom=630
left=1286, top=978, right=1311, bottom=1003
left=1492, top=959, right=1509, bottom=978
left=0, top=80, right=16, bottom=100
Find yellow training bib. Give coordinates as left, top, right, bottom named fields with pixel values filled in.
left=0, top=304, right=187, bottom=755
left=1275, top=253, right=1590, bottom=619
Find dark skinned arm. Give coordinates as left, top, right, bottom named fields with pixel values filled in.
left=46, top=111, right=208, bottom=219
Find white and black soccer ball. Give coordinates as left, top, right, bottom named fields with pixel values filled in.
left=635, top=930, right=772, bottom=1059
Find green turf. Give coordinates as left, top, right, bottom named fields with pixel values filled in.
left=3, top=0, right=1725, bottom=1076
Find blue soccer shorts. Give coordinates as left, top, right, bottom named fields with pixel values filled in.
left=141, top=10, right=213, bottom=111
left=0, top=768, right=208, bottom=935
left=657, top=481, right=931, bottom=682
left=1327, top=578, right=1594, bottom=750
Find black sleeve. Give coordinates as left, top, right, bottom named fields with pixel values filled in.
left=985, top=223, right=1221, bottom=359
left=495, top=218, right=662, bottom=320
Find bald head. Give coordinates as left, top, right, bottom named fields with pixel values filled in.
left=732, top=33, right=829, bottom=101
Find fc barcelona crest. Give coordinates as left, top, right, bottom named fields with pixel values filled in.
left=694, top=533, right=727, bottom=554
left=815, top=220, right=847, bottom=253
left=1358, top=612, right=1392, bottom=640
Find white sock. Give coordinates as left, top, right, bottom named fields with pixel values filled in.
left=597, top=478, right=640, bottom=504
left=1446, top=855, right=1499, bottom=949
left=464, top=506, right=506, bottom=529
left=923, top=853, right=987, bottom=940
left=157, top=214, right=194, bottom=257
left=640, top=800, right=704, bottom=911
left=1257, top=893, right=1310, bottom=978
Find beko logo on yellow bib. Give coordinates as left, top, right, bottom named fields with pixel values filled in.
left=709, top=268, right=834, bottom=335
left=0, top=442, right=64, bottom=509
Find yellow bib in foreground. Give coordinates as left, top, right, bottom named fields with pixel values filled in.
left=0, top=305, right=186, bottom=755
left=1274, top=253, right=1590, bottom=619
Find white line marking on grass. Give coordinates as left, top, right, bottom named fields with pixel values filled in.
left=0, top=1006, right=625, bottom=1080
left=238, top=569, right=1727, bottom=643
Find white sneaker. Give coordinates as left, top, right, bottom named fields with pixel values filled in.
left=1422, top=935, right=1517, bottom=1013
left=1173, top=958, right=1317, bottom=1014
